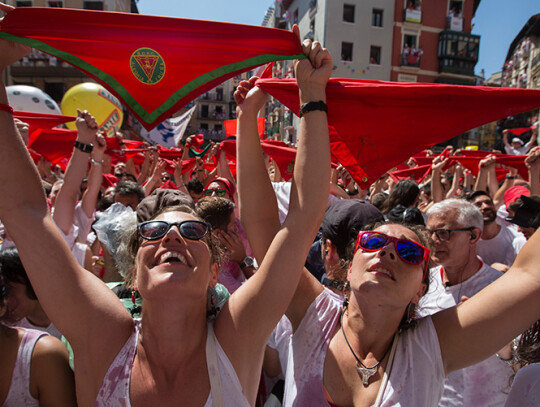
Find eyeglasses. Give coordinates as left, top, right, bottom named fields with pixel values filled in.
left=355, top=231, right=430, bottom=275
left=426, top=227, right=474, bottom=242
left=204, top=188, right=227, bottom=197
left=138, top=220, right=210, bottom=241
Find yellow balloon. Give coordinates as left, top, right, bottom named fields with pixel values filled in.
left=61, top=83, right=124, bottom=135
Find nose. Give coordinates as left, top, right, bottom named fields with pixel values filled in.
left=377, top=240, right=396, bottom=261
left=163, top=224, right=187, bottom=244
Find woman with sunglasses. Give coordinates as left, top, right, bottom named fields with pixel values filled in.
left=0, top=17, right=332, bottom=407
left=236, top=79, right=540, bottom=406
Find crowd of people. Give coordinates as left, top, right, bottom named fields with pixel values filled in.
left=1, top=3, right=540, bottom=406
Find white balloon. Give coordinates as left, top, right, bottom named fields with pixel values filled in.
left=6, top=85, right=62, bottom=115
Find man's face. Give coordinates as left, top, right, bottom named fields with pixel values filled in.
left=471, top=195, right=497, bottom=224
left=49, top=182, right=63, bottom=206
left=427, top=210, right=475, bottom=267
left=512, top=142, right=522, bottom=150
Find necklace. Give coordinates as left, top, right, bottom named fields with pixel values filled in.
left=340, top=309, right=392, bottom=386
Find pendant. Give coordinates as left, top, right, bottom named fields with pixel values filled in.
left=355, top=361, right=377, bottom=386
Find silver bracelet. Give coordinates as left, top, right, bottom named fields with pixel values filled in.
left=91, top=158, right=104, bottom=166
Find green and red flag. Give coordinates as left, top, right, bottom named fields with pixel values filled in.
left=0, top=7, right=304, bottom=130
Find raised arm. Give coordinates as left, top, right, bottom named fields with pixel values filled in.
left=526, top=147, right=540, bottom=195
left=52, top=110, right=97, bottom=235
left=431, top=155, right=447, bottom=203
left=0, top=29, right=132, bottom=375
left=473, top=155, right=496, bottom=196
left=80, top=132, right=106, bottom=219
left=433, top=227, right=540, bottom=375
left=216, top=30, right=332, bottom=392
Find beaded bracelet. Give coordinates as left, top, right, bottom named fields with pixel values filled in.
left=0, top=104, right=14, bottom=115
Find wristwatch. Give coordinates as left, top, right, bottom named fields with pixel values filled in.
left=240, top=256, right=255, bottom=269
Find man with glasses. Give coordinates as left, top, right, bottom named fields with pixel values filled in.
left=418, top=198, right=513, bottom=407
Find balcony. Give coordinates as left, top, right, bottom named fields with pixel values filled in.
left=401, top=53, right=421, bottom=68
left=403, top=8, right=422, bottom=24
left=197, top=111, right=227, bottom=121
left=438, top=31, right=480, bottom=76
left=10, top=59, right=87, bottom=79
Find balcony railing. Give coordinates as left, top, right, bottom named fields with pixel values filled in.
left=401, top=54, right=421, bottom=67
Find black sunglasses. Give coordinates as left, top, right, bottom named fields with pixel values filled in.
left=355, top=231, right=430, bottom=276
left=138, top=220, right=210, bottom=241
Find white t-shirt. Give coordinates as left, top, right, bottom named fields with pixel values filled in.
left=477, top=223, right=526, bottom=267
left=283, top=289, right=445, bottom=407
left=418, top=264, right=513, bottom=407
left=272, top=182, right=338, bottom=225
left=504, top=363, right=540, bottom=407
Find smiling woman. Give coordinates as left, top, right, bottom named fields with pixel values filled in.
left=0, top=6, right=332, bottom=404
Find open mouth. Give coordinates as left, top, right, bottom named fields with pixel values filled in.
left=158, top=251, right=188, bottom=266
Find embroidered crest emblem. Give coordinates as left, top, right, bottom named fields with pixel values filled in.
left=130, top=48, right=166, bottom=85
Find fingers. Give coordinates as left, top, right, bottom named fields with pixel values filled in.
left=292, top=24, right=300, bottom=43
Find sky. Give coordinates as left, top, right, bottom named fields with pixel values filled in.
left=138, top=0, right=539, bottom=79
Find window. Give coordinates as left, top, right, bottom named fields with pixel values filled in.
left=402, top=34, right=421, bottom=66
left=343, top=4, right=355, bottom=23
left=448, top=0, right=463, bottom=16
left=215, top=88, right=223, bottom=101
left=48, top=1, right=63, bottom=6
left=15, top=1, right=32, bottom=6
left=372, top=9, right=383, bottom=27
left=341, top=42, right=353, bottom=61
left=370, top=46, right=381, bottom=65
left=83, top=1, right=103, bottom=10
left=404, top=34, right=417, bottom=49
left=201, top=105, right=209, bottom=118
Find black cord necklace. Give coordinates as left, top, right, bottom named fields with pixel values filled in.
left=340, top=308, right=392, bottom=386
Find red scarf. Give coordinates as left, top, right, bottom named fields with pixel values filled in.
left=256, top=78, right=540, bottom=188
left=0, top=7, right=303, bottom=130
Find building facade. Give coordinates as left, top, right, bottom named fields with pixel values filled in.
left=391, top=0, right=480, bottom=85
left=274, top=0, right=395, bottom=81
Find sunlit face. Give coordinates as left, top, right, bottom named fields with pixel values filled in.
left=134, top=211, right=217, bottom=303
left=114, top=163, right=127, bottom=177
left=471, top=195, right=497, bottom=224
left=348, top=224, right=426, bottom=308
left=427, top=210, right=475, bottom=268
left=205, top=181, right=231, bottom=201
left=49, top=182, right=63, bottom=207
left=6, top=282, right=35, bottom=322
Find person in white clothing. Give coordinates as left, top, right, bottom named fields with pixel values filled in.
left=0, top=22, right=332, bottom=406
left=467, top=190, right=525, bottom=267
left=237, top=66, right=540, bottom=407
left=420, top=198, right=513, bottom=406
left=503, top=129, right=536, bottom=155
